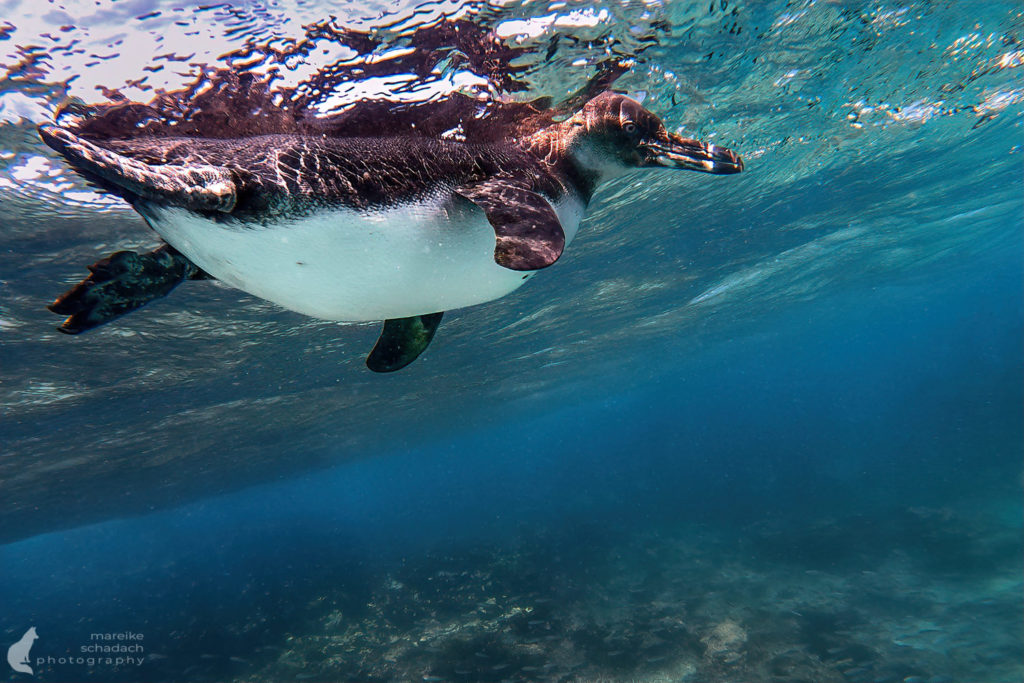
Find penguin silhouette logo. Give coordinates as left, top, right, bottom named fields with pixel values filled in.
left=7, top=627, right=37, bottom=675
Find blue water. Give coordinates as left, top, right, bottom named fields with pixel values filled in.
left=2, top=1, right=1022, bottom=682
left=3, top=231, right=1020, bottom=681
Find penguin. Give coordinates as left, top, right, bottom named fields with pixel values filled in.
left=39, top=92, right=742, bottom=371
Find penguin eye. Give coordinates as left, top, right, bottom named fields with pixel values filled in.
left=623, top=122, right=637, bottom=134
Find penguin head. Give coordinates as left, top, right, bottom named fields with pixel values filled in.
left=563, top=92, right=743, bottom=178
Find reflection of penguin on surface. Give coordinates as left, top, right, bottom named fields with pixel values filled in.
left=7, top=627, right=37, bottom=675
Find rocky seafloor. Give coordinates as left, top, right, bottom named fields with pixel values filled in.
left=174, top=504, right=1021, bottom=683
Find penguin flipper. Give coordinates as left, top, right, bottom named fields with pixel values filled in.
left=454, top=178, right=565, bottom=271
left=366, top=312, right=444, bottom=373
left=50, top=244, right=207, bottom=334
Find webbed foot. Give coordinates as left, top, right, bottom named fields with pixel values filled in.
left=50, top=244, right=205, bottom=334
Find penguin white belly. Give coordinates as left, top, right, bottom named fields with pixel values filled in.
left=141, top=194, right=584, bottom=321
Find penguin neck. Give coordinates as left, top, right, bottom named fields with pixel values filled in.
left=521, top=123, right=605, bottom=206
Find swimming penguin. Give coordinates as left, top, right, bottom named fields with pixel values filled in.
left=39, top=92, right=742, bottom=372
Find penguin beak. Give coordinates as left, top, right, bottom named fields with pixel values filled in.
left=645, top=133, right=744, bottom=174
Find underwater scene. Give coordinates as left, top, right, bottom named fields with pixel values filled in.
left=1, top=1, right=1022, bottom=682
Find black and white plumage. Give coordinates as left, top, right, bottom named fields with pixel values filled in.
left=40, top=92, right=743, bottom=371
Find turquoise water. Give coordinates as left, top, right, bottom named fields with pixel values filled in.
left=1, top=1, right=1022, bottom=682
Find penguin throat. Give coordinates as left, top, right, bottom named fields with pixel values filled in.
left=523, top=124, right=616, bottom=203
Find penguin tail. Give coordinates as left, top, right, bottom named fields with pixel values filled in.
left=38, top=124, right=237, bottom=213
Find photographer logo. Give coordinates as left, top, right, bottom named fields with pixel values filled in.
left=7, top=627, right=37, bottom=675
